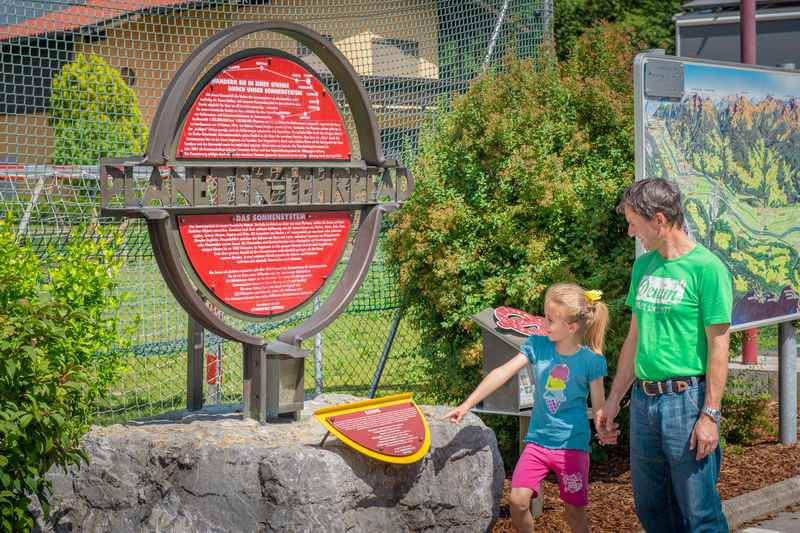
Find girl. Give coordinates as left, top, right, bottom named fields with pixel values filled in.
left=443, top=283, right=609, bottom=533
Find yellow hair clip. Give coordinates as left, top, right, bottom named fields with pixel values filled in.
left=584, top=290, right=603, bottom=305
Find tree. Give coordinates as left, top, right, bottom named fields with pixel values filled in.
left=50, top=53, right=148, bottom=165
left=385, top=23, right=643, bottom=406
left=554, top=0, right=682, bottom=60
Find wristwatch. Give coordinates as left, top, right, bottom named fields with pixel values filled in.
left=701, top=406, right=721, bottom=424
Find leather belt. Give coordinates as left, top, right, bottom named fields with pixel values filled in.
left=638, top=376, right=704, bottom=396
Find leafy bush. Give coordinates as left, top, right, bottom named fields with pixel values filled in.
left=50, top=53, right=148, bottom=164
left=385, top=23, right=643, bottom=465
left=386, top=23, right=641, bottom=408
left=0, top=219, right=127, bottom=532
left=722, top=379, right=774, bottom=447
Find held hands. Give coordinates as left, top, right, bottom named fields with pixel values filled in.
left=441, top=404, right=470, bottom=424
left=690, top=414, right=719, bottom=460
left=594, top=399, right=621, bottom=446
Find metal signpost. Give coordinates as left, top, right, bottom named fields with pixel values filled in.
left=633, top=51, right=800, bottom=442
left=100, top=22, right=413, bottom=422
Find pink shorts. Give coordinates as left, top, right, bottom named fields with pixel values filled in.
left=510, top=442, right=590, bottom=507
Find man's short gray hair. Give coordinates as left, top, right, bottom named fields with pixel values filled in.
left=616, top=178, right=685, bottom=228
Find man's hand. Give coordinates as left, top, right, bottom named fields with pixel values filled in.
left=441, top=405, right=470, bottom=424
left=690, top=414, right=719, bottom=460
left=594, top=399, right=621, bottom=445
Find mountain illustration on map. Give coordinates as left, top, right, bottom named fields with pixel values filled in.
left=643, top=63, right=800, bottom=326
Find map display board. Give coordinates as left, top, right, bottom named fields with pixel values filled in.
left=176, top=54, right=350, bottom=160
left=178, top=211, right=351, bottom=317
left=314, top=393, right=431, bottom=464
left=636, top=55, right=800, bottom=330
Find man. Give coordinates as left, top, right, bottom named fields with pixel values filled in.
left=596, top=178, right=732, bottom=532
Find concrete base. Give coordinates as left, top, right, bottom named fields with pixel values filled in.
left=729, top=352, right=800, bottom=401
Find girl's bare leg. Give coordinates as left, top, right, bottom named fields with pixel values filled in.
left=563, top=503, right=589, bottom=533
left=509, top=487, right=535, bottom=533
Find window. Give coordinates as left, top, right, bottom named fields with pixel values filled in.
left=373, top=38, right=418, bottom=58
left=120, top=66, right=136, bottom=87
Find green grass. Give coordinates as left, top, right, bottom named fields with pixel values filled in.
left=16, top=221, right=426, bottom=426
left=93, top=304, right=427, bottom=425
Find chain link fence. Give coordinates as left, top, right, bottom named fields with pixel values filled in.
left=1, top=0, right=551, bottom=422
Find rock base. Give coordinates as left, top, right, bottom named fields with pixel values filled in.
left=41, top=394, right=504, bottom=532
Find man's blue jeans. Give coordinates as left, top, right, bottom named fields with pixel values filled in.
left=630, top=381, right=728, bottom=533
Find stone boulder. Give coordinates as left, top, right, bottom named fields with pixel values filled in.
left=40, top=394, right=504, bottom=532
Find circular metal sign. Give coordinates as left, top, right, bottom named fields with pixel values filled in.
left=176, top=53, right=351, bottom=160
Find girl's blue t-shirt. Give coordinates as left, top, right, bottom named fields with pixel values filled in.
left=521, top=334, right=607, bottom=452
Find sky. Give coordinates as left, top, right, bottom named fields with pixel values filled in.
left=683, top=62, right=800, bottom=102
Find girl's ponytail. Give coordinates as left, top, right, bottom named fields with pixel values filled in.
left=584, top=301, right=609, bottom=355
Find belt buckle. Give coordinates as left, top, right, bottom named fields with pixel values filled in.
left=641, top=380, right=661, bottom=396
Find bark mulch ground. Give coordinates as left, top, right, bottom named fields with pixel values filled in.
left=491, top=401, right=800, bottom=532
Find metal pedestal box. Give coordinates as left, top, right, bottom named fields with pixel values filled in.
left=471, top=307, right=535, bottom=415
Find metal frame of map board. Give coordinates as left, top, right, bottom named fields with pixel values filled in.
left=634, top=51, right=800, bottom=332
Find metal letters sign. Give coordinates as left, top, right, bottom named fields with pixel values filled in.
left=100, top=23, right=413, bottom=421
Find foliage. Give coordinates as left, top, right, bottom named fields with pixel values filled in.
left=385, top=23, right=642, bottom=414
left=50, top=53, right=148, bottom=165
left=0, top=219, right=127, bottom=532
left=649, top=94, right=800, bottom=300
left=721, top=379, right=774, bottom=447
left=554, top=0, right=682, bottom=60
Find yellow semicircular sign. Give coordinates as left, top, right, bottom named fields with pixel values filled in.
left=313, top=393, right=431, bottom=464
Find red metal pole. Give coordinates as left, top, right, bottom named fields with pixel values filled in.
left=740, top=0, right=756, bottom=64
left=740, top=0, right=759, bottom=364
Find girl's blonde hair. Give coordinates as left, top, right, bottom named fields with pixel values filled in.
left=544, top=282, right=609, bottom=355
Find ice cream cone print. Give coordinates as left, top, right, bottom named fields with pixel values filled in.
left=543, top=363, right=570, bottom=414
left=545, top=398, right=560, bottom=414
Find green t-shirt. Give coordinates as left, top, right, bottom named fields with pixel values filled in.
left=626, top=243, right=732, bottom=381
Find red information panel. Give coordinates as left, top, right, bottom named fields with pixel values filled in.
left=177, top=211, right=351, bottom=316
left=176, top=54, right=350, bottom=160
left=329, top=401, right=426, bottom=457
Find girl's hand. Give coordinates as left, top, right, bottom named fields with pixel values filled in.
left=441, top=405, right=470, bottom=424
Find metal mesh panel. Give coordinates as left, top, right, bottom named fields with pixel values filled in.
left=1, top=0, right=551, bottom=422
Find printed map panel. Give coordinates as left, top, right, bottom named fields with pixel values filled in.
left=640, top=59, right=800, bottom=329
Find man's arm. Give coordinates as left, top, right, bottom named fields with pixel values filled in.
left=608, top=314, right=638, bottom=406
left=690, top=323, right=730, bottom=460
left=595, top=315, right=638, bottom=443
left=703, top=323, right=730, bottom=410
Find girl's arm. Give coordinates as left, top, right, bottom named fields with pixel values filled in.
left=442, top=352, right=531, bottom=423
left=589, top=377, right=606, bottom=419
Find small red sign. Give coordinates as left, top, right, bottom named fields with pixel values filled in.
left=329, top=401, right=426, bottom=457
left=494, top=306, right=547, bottom=336
left=178, top=211, right=351, bottom=316
left=176, top=54, right=350, bottom=160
